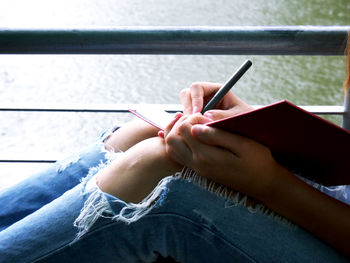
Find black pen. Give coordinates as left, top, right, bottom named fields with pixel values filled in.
left=201, top=60, right=252, bottom=114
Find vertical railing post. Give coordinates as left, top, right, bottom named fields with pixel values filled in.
left=342, top=88, right=350, bottom=131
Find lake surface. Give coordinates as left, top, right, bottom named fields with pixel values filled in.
left=0, top=0, right=349, bottom=189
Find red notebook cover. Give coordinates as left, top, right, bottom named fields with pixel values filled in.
left=130, top=100, right=350, bottom=186
left=208, top=100, right=350, bottom=186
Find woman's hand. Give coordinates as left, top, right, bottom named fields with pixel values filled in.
left=163, top=114, right=289, bottom=200
left=180, top=82, right=253, bottom=120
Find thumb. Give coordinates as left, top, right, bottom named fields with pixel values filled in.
left=191, top=125, right=242, bottom=155
left=203, top=110, right=232, bottom=121
left=191, top=125, right=228, bottom=146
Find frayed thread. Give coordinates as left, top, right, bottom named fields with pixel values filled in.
left=73, top=148, right=122, bottom=240
left=179, top=167, right=295, bottom=228
left=73, top=188, right=113, bottom=241
left=110, top=175, right=175, bottom=224
left=74, top=171, right=178, bottom=240
left=56, top=153, right=81, bottom=173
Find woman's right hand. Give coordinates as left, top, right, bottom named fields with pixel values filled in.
left=179, top=82, right=253, bottom=120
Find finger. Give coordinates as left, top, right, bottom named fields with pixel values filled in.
left=165, top=127, right=193, bottom=165
left=164, top=114, right=193, bottom=164
left=176, top=113, right=213, bottom=130
left=189, top=83, right=204, bottom=114
left=175, top=114, right=214, bottom=154
left=183, top=82, right=222, bottom=114
left=191, top=125, right=248, bottom=156
left=179, top=89, right=193, bottom=115
left=203, top=109, right=233, bottom=121
left=164, top=112, right=183, bottom=137
left=166, top=136, right=193, bottom=165
left=177, top=122, right=203, bottom=152
left=203, top=103, right=254, bottom=121
left=177, top=121, right=237, bottom=172
left=219, top=92, right=254, bottom=113
left=165, top=112, right=210, bottom=138
left=197, top=82, right=222, bottom=96
left=165, top=114, right=208, bottom=166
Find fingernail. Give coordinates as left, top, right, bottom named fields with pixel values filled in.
left=158, top=130, right=164, bottom=138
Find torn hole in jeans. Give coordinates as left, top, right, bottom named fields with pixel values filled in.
left=73, top=165, right=296, bottom=241
left=73, top=169, right=178, bottom=241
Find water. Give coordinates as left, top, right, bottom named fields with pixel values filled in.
left=0, top=0, right=349, bottom=189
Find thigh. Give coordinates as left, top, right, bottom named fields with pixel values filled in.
left=0, top=142, right=109, bottom=232
left=27, top=177, right=348, bottom=263
left=0, top=178, right=90, bottom=263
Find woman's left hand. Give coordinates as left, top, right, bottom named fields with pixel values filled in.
left=163, top=113, right=350, bottom=257
left=163, top=114, right=290, bottom=200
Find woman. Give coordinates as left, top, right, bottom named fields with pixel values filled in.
left=0, top=50, right=349, bottom=262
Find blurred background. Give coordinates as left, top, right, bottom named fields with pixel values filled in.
left=0, top=0, right=349, bottom=189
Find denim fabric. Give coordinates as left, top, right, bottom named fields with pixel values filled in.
left=0, top=143, right=108, bottom=233
left=0, top=140, right=348, bottom=262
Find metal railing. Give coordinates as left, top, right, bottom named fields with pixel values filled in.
left=1, top=26, right=349, bottom=163
left=0, top=26, right=348, bottom=55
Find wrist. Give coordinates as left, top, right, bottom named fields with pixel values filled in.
left=257, top=163, right=295, bottom=205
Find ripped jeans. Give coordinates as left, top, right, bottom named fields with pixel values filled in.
left=0, top=135, right=348, bottom=262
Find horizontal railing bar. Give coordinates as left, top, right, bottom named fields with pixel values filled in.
left=297, top=105, right=345, bottom=115
left=0, top=103, right=182, bottom=113
left=0, top=103, right=345, bottom=115
left=0, top=26, right=349, bottom=55
left=0, top=154, right=58, bottom=163
left=0, top=159, right=56, bottom=163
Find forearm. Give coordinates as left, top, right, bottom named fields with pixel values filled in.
left=261, top=167, right=350, bottom=256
